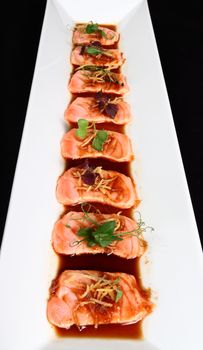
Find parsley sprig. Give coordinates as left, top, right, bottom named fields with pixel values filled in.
left=78, top=220, right=122, bottom=247
left=85, top=22, right=107, bottom=38
left=67, top=203, right=154, bottom=248
left=76, top=65, right=120, bottom=84
left=85, top=46, right=113, bottom=58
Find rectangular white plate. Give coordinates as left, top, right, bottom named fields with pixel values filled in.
left=1, top=0, right=203, bottom=349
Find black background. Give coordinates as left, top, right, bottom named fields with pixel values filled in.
left=1, top=1, right=203, bottom=248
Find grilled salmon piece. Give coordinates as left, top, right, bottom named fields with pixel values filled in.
left=60, top=128, right=133, bottom=162
left=56, top=166, right=139, bottom=209
left=47, top=270, right=153, bottom=329
left=73, top=25, right=119, bottom=46
left=71, top=46, right=124, bottom=67
left=64, top=97, right=131, bottom=125
left=52, top=211, right=145, bottom=259
left=68, top=70, right=129, bottom=95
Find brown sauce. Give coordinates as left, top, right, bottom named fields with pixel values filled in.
left=56, top=319, right=142, bottom=339
left=55, top=254, right=143, bottom=339
left=51, top=23, right=147, bottom=340
left=64, top=155, right=129, bottom=174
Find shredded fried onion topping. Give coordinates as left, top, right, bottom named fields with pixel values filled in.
left=78, top=274, right=122, bottom=308
left=72, top=167, right=117, bottom=194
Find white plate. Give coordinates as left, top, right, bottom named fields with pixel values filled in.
left=1, top=0, right=203, bottom=349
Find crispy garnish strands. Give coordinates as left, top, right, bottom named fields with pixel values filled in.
left=80, top=131, right=96, bottom=148
left=72, top=167, right=117, bottom=194
left=79, top=127, right=111, bottom=150
left=85, top=71, right=118, bottom=84
left=94, top=177, right=116, bottom=191
left=92, top=166, right=103, bottom=175
left=76, top=63, right=119, bottom=71
left=76, top=65, right=121, bottom=84
left=78, top=275, right=122, bottom=308
left=76, top=120, right=109, bottom=151
left=92, top=96, right=121, bottom=109
left=87, top=122, right=95, bottom=129
left=109, top=96, right=122, bottom=104
left=113, top=216, right=121, bottom=231
left=78, top=299, right=113, bottom=308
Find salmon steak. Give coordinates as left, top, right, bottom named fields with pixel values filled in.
left=71, top=45, right=124, bottom=68
left=60, top=128, right=134, bottom=162
left=56, top=166, right=139, bottom=209
left=73, top=24, right=119, bottom=46
left=64, top=96, right=131, bottom=125
left=47, top=270, right=153, bottom=328
left=68, top=70, right=129, bottom=95
left=52, top=211, right=145, bottom=259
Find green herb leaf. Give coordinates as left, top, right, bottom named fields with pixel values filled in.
left=76, top=65, right=101, bottom=72
left=93, top=220, right=121, bottom=247
left=85, top=47, right=103, bottom=55
left=85, top=22, right=106, bottom=38
left=99, top=29, right=107, bottom=38
left=85, top=23, right=99, bottom=34
left=77, top=227, right=93, bottom=237
left=71, top=205, right=154, bottom=249
left=85, top=46, right=112, bottom=57
left=115, top=289, right=123, bottom=303
left=92, top=130, right=108, bottom=151
left=78, top=118, right=89, bottom=128
left=113, top=277, right=120, bottom=285
left=95, top=220, right=116, bottom=236
left=77, top=219, right=122, bottom=248
left=77, top=120, right=108, bottom=152
left=76, top=65, right=119, bottom=84
left=97, top=130, right=108, bottom=142
left=76, top=118, right=89, bottom=139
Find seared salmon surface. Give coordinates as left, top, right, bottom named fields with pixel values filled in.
left=56, top=166, right=139, bottom=209
left=60, top=128, right=133, bottom=162
left=47, top=270, right=152, bottom=328
left=52, top=211, right=145, bottom=259
left=71, top=46, right=124, bottom=68
left=73, top=24, right=119, bottom=46
left=64, top=96, right=132, bottom=125
left=69, top=70, right=129, bottom=95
